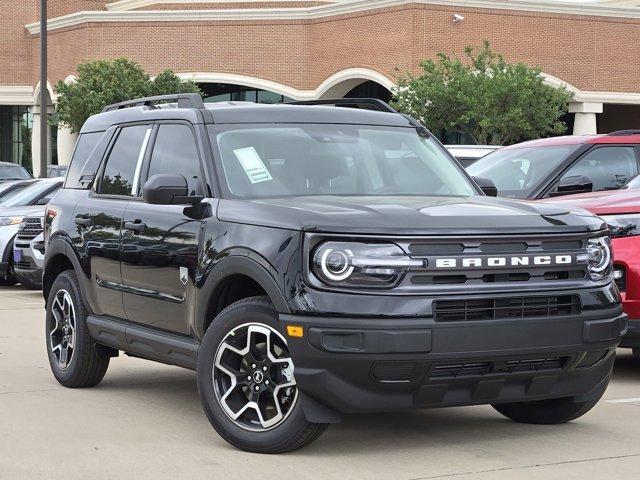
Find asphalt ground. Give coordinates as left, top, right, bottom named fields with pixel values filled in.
left=1, top=286, right=639, bottom=479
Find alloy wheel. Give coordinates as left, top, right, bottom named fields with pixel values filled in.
left=49, top=289, right=76, bottom=370
left=213, top=323, right=298, bottom=431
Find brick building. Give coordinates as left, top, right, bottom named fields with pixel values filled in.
left=1, top=0, right=640, bottom=174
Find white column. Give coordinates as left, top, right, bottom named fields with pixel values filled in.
left=56, top=125, right=77, bottom=166
left=30, top=105, right=52, bottom=177
left=569, top=102, right=603, bottom=135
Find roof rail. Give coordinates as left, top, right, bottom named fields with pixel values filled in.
left=608, top=129, right=640, bottom=136
left=287, top=98, right=398, bottom=113
left=101, top=93, right=204, bottom=113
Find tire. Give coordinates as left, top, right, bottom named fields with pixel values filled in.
left=15, top=273, right=41, bottom=290
left=0, top=261, right=17, bottom=286
left=45, top=269, right=110, bottom=388
left=197, top=296, right=328, bottom=453
left=492, top=375, right=610, bottom=425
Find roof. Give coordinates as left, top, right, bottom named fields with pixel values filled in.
left=502, top=132, right=640, bottom=150
left=538, top=189, right=640, bottom=215
left=81, top=101, right=414, bottom=133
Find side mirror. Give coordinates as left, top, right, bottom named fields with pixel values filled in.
left=142, top=174, right=202, bottom=205
left=550, top=175, right=593, bottom=197
left=36, top=197, right=50, bottom=205
left=473, top=176, right=498, bottom=197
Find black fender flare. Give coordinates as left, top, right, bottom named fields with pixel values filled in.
left=43, top=236, right=91, bottom=308
left=195, top=254, right=290, bottom=339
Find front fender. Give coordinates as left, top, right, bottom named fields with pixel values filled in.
left=43, top=236, right=91, bottom=309
left=195, top=254, right=291, bottom=339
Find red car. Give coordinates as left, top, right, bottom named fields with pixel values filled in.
left=540, top=189, right=640, bottom=356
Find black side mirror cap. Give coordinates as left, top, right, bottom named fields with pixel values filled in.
left=36, top=197, right=50, bottom=205
left=472, top=176, right=498, bottom=197
left=142, top=174, right=202, bottom=205
left=550, top=175, right=593, bottom=197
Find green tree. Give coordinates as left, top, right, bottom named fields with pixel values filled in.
left=391, top=42, right=573, bottom=145
left=55, top=58, right=201, bottom=134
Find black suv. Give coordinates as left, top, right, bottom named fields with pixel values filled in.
left=43, top=94, right=626, bottom=453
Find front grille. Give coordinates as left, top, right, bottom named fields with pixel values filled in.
left=431, top=356, right=567, bottom=379
left=433, top=295, right=580, bottom=322
left=17, top=217, right=43, bottom=241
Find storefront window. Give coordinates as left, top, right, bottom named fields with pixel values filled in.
left=0, top=106, right=32, bottom=173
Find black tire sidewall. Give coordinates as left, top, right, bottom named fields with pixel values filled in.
left=45, top=270, right=93, bottom=384
left=197, top=297, right=310, bottom=452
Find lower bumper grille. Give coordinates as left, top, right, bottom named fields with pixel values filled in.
left=433, top=295, right=580, bottom=322
left=431, top=356, right=567, bottom=379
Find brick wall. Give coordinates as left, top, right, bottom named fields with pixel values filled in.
left=8, top=1, right=640, bottom=94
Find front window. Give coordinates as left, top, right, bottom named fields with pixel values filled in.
left=210, top=125, right=476, bottom=198
left=467, top=145, right=581, bottom=198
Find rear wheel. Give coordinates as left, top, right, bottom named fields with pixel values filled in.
left=197, top=296, right=328, bottom=453
left=45, top=270, right=110, bottom=387
left=0, top=261, right=17, bottom=286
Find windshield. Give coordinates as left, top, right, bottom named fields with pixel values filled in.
left=1, top=181, right=59, bottom=207
left=210, top=125, right=477, bottom=198
left=0, top=183, right=30, bottom=202
left=467, top=145, right=581, bottom=198
left=0, top=165, right=31, bottom=180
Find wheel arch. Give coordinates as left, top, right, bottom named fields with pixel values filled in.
left=196, top=255, right=290, bottom=339
left=43, top=237, right=88, bottom=307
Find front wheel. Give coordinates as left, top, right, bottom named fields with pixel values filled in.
left=197, top=296, right=328, bottom=453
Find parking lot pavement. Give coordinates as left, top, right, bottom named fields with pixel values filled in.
left=0, top=287, right=639, bottom=480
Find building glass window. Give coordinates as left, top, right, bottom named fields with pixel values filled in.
left=0, top=106, right=32, bottom=173
left=199, top=83, right=291, bottom=104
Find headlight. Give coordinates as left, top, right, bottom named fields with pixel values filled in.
left=601, top=214, right=640, bottom=238
left=312, top=241, right=424, bottom=288
left=0, top=216, right=23, bottom=227
left=582, top=236, right=612, bottom=280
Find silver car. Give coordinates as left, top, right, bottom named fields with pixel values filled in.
left=13, top=216, right=45, bottom=289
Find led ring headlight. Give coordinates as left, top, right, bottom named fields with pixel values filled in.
left=320, top=248, right=355, bottom=281
left=587, top=236, right=611, bottom=274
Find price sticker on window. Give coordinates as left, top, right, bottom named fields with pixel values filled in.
left=234, top=147, right=273, bottom=184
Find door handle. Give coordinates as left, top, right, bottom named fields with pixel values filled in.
left=124, top=220, right=147, bottom=233
left=74, top=216, right=92, bottom=227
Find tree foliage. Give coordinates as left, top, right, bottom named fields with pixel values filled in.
left=55, top=58, right=201, bottom=134
left=391, top=42, right=573, bottom=145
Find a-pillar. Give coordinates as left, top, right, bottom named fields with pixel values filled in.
left=56, top=125, right=77, bottom=166
left=569, top=102, right=603, bottom=135
left=31, top=104, right=52, bottom=177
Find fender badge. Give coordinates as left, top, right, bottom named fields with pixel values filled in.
left=179, top=267, right=188, bottom=286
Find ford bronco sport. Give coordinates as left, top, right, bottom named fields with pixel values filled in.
left=43, top=94, right=626, bottom=453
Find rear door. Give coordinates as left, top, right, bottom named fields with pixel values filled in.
left=73, top=123, right=152, bottom=319
left=120, top=122, right=205, bottom=334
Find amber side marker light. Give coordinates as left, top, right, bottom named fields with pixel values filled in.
left=287, top=325, right=304, bottom=338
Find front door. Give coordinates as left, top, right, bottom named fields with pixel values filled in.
left=120, top=122, right=205, bottom=334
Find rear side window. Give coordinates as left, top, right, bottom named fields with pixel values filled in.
left=64, top=132, right=103, bottom=188
left=98, top=125, right=152, bottom=196
left=146, top=124, right=202, bottom=196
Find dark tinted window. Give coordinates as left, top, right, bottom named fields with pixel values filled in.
left=99, top=125, right=151, bottom=196
left=2, top=180, right=62, bottom=207
left=147, top=124, right=202, bottom=196
left=559, top=146, right=638, bottom=191
left=65, top=132, right=104, bottom=188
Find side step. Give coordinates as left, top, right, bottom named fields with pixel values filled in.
left=87, top=315, right=199, bottom=370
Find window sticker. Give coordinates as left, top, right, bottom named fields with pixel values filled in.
left=234, top=147, right=273, bottom=184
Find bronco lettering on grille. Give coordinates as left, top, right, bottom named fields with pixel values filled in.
left=434, top=255, right=573, bottom=269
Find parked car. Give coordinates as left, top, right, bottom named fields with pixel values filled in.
left=0, top=162, right=32, bottom=183
left=47, top=165, right=68, bottom=178
left=467, top=131, right=640, bottom=199
left=446, top=145, right=501, bottom=167
left=43, top=94, right=624, bottom=453
left=0, top=178, right=62, bottom=285
left=0, top=179, right=39, bottom=204
left=13, top=215, right=45, bottom=289
left=539, top=188, right=640, bottom=357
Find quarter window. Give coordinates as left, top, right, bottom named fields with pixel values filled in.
left=147, top=124, right=202, bottom=196
left=559, top=146, right=638, bottom=191
left=99, top=125, right=151, bottom=196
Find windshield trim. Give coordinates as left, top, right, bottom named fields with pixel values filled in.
left=208, top=123, right=481, bottom=200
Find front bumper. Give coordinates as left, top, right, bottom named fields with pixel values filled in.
left=620, top=318, right=640, bottom=349
left=282, top=307, right=626, bottom=416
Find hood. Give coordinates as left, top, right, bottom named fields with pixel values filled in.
left=217, top=195, right=605, bottom=235
left=538, top=189, right=640, bottom=216
left=0, top=205, right=45, bottom=219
